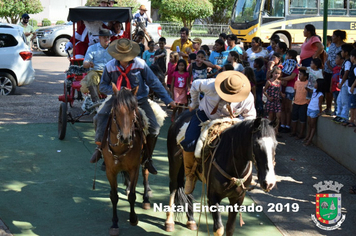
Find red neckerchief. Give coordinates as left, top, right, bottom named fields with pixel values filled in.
left=116, top=63, right=133, bottom=90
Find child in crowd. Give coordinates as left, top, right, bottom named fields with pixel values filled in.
left=244, top=66, right=257, bottom=100
left=344, top=48, right=356, bottom=127
left=304, top=79, right=325, bottom=146
left=166, top=52, right=179, bottom=89
left=142, top=40, right=155, bottom=67
left=192, top=38, right=202, bottom=53
left=266, top=52, right=282, bottom=79
left=201, top=45, right=211, bottom=60
left=254, top=58, right=266, bottom=117
left=188, top=50, right=209, bottom=82
left=154, top=37, right=167, bottom=73
left=267, top=35, right=280, bottom=60
left=227, top=51, right=244, bottom=72
left=331, top=52, right=343, bottom=116
left=300, top=58, right=323, bottom=99
left=188, top=53, right=196, bottom=65
left=209, top=39, right=228, bottom=77
left=222, top=64, right=234, bottom=71
left=134, top=31, right=145, bottom=58
left=326, top=35, right=332, bottom=53
left=219, top=33, right=228, bottom=50
left=275, top=42, right=288, bottom=62
left=281, top=50, right=298, bottom=77
left=263, top=66, right=285, bottom=137
left=336, top=44, right=353, bottom=123
left=290, top=69, right=309, bottom=139
left=171, top=59, right=190, bottom=121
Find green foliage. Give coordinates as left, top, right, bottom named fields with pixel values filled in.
left=204, top=0, right=235, bottom=24
left=29, top=19, right=37, bottom=27
left=161, top=0, right=213, bottom=29
left=86, top=0, right=140, bottom=11
left=56, top=20, right=66, bottom=25
left=0, top=0, right=43, bottom=24
left=42, top=18, right=51, bottom=26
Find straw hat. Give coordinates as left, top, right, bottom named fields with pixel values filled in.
left=107, top=39, right=140, bottom=61
left=215, top=71, right=251, bottom=103
left=139, top=5, right=148, bottom=11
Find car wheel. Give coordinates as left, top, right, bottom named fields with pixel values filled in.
left=53, top=38, right=69, bottom=57
left=0, top=72, right=16, bottom=95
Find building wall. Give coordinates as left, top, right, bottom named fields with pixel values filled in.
left=29, top=0, right=152, bottom=24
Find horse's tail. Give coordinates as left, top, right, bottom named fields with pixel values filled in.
left=174, top=187, right=194, bottom=219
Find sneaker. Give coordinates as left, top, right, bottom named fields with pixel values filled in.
left=280, top=127, right=290, bottom=133
left=333, top=117, right=342, bottom=123
left=323, top=109, right=332, bottom=115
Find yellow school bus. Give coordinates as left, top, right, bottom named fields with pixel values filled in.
left=230, top=0, right=356, bottom=47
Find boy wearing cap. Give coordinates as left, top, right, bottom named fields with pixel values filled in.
left=81, top=29, right=113, bottom=102
left=19, top=13, right=36, bottom=47
left=90, top=39, right=176, bottom=175
left=180, top=71, right=256, bottom=194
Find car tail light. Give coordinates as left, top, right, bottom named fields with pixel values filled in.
left=19, top=51, right=33, bottom=61
left=158, top=26, right=161, bottom=37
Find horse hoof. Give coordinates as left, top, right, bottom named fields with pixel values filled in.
left=130, top=219, right=138, bottom=226
left=165, top=222, right=175, bottom=232
left=109, top=227, right=119, bottom=236
left=213, top=227, right=224, bottom=236
left=142, top=202, right=151, bottom=210
left=186, top=221, right=197, bottom=231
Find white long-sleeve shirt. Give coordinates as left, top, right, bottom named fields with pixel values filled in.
left=190, top=79, right=256, bottom=120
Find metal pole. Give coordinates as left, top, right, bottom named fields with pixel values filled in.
left=323, top=0, right=328, bottom=48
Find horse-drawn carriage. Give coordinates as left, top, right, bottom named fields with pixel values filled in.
left=57, top=6, right=132, bottom=140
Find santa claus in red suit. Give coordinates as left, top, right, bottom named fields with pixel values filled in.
left=65, top=21, right=110, bottom=59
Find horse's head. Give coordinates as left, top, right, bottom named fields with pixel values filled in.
left=111, top=83, right=139, bottom=145
left=252, top=118, right=278, bottom=192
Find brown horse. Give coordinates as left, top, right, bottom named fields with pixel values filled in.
left=101, top=84, right=145, bottom=236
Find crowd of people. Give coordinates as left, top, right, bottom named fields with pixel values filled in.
left=135, top=25, right=356, bottom=143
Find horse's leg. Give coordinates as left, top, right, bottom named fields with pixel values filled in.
left=128, top=167, right=140, bottom=226
left=208, top=195, right=224, bottom=236
left=124, top=171, right=131, bottom=196
left=142, top=167, right=151, bottom=209
left=226, top=194, right=245, bottom=236
left=165, top=189, right=176, bottom=232
left=106, top=172, right=120, bottom=236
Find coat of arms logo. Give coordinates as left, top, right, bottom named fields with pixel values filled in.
left=311, top=180, right=346, bottom=230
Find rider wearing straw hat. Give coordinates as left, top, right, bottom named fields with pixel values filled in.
left=180, top=71, right=256, bottom=194
left=90, top=38, right=176, bottom=174
left=133, top=5, right=153, bottom=40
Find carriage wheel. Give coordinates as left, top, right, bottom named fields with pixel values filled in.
left=58, top=102, right=68, bottom=140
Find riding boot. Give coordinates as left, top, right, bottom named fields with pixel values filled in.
left=183, top=151, right=198, bottom=194
left=90, top=146, right=102, bottom=163
left=88, top=85, right=99, bottom=103
left=143, top=134, right=158, bottom=175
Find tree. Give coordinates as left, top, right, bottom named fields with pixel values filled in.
left=86, top=0, right=140, bottom=12
left=0, top=0, right=43, bottom=24
left=161, top=0, right=213, bottom=29
left=204, top=0, right=235, bottom=24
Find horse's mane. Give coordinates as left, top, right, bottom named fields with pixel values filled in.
left=112, top=89, right=138, bottom=111
left=215, top=118, right=275, bottom=163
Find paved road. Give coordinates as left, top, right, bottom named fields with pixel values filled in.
left=1, top=49, right=355, bottom=236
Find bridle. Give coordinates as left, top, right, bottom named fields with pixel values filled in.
left=106, top=107, right=143, bottom=163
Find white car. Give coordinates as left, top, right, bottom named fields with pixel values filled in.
left=0, top=24, right=35, bottom=95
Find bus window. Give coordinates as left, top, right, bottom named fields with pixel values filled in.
left=350, top=0, right=356, bottom=15
left=320, top=0, right=346, bottom=15
left=290, top=0, right=317, bottom=15
left=264, top=0, right=285, bottom=17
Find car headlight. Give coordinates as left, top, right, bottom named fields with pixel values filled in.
left=42, top=30, right=53, bottom=35
left=248, top=27, right=258, bottom=35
